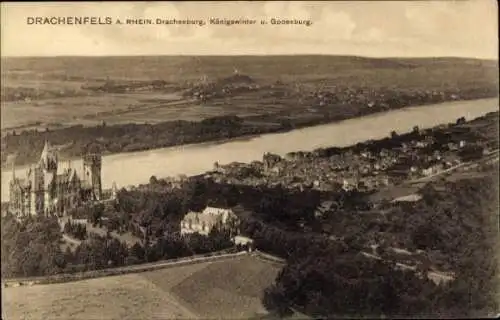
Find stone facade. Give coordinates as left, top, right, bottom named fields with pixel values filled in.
left=9, top=141, right=102, bottom=217
left=180, top=206, right=240, bottom=236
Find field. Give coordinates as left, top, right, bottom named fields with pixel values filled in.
left=1, top=93, right=186, bottom=131
left=1, top=254, right=283, bottom=320
left=1, top=55, right=498, bottom=133
left=168, top=255, right=282, bottom=319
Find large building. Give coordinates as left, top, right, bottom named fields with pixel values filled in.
left=9, top=141, right=102, bottom=217
left=180, top=206, right=240, bottom=236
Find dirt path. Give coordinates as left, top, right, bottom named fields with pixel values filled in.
left=360, top=251, right=454, bottom=285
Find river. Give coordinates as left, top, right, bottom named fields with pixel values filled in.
left=2, top=98, right=498, bottom=202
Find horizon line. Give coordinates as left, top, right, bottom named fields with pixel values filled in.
left=1, top=53, right=498, bottom=61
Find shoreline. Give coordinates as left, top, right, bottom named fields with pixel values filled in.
left=2, top=96, right=498, bottom=171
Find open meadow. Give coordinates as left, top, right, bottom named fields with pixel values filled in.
left=2, top=254, right=283, bottom=320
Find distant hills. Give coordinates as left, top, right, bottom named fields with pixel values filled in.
left=2, top=55, right=497, bottom=84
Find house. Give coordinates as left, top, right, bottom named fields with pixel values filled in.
left=391, top=194, right=423, bottom=203
left=360, top=151, right=372, bottom=159
left=421, top=163, right=444, bottom=176
left=447, top=142, right=462, bottom=151
left=314, top=201, right=335, bottom=219
left=180, top=206, right=239, bottom=236
left=388, top=163, right=412, bottom=178
left=342, top=178, right=358, bottom=192
left=415, top=141, right=429, bottom=148
left=233, top=235, right=254, bottom=251
left=263, top=152, right=282, bottom=170
left=421, top=167, right=433, bottom=176
left=71, top=218, right=89, bottom=225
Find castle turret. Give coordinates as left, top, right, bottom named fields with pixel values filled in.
left=111, top=181, right=118, bottom=200
left=82, top=144, right=102, bottom=201
left=39, top=140, right=58, bottom=172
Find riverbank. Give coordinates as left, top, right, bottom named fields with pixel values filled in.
left=2, top=95, right=498, bottom=169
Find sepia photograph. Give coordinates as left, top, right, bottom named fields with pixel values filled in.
left=1, top=1, right=499, bottom=319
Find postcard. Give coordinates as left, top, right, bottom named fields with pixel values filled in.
left=1, top=1, right=499, bottom=319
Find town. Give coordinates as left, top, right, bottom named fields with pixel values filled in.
left=209, top=113, right=497, bottom=193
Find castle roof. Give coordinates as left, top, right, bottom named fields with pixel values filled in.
left=55, top=167, right=85, bottom=186
left=39, top=140, right=58, bottom=167
left=41, top=140, right=50, bottom=157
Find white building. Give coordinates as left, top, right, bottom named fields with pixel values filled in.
left=180, top=206, right=239, bottom=236
left=233, top=235, right=254, bottom=246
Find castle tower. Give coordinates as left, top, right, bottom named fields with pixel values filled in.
left=9, top=157, right=19, bottom=216
left=111, top=181, right=118, bottom=200
left=11, top=155, right=16, bottom=180
left=39, top=140, right=58, bottom=172
left=82, top=144, right=102, bottom=201
left=29, top=165, right=44, bottom=215
left=39, top=141, right=58, bottom=216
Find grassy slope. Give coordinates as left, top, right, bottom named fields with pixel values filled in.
left=2, top=254, right=282, bottom=320
left=169, top=255, right=282, bottom=319
left=2, top=272, right=195, bottom=320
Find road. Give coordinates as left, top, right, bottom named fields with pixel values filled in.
left=371, top=149, right=499, bottom=202
left=62, top=234, right=81, bottom=246
left=409, top=149, right=499, bottom=184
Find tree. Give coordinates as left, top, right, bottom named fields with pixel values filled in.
left=104, top=238, right=128, bottom=267
left=262, top=284, right=293, bottom=318
left=149, top=175, right=158, bottom=185
left=456, top=117, right=466, bottom=125
left=129, top=242, right=145, bottom=263
left=2, top=216, right=65, bottom=277
left=90, top=204, right=104, bottom=227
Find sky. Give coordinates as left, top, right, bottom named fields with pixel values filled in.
left=1, top=1, right=498, bottom=59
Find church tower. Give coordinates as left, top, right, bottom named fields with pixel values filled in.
left=82, top=143, right=102, bottom=201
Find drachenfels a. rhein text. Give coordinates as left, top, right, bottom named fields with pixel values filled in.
left=27, top=16, right=113, bottom=25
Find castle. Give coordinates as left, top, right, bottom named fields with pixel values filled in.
left=9, top=141, right=102, bottom=217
